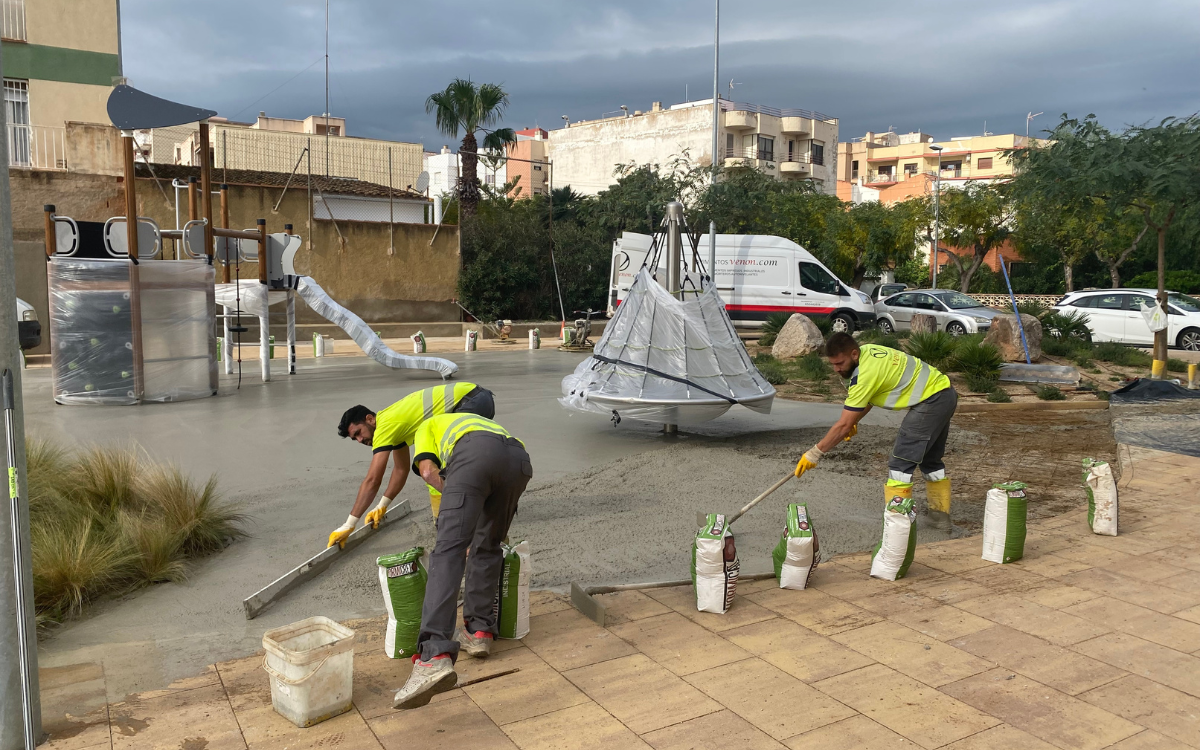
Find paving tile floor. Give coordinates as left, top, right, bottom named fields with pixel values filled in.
left=38, top=443, right=1200, bottom=749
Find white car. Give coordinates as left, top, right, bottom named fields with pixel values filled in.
left=1051, top=288, right=1200, bottom=351
left=875, top=289, right=1002, bottom=336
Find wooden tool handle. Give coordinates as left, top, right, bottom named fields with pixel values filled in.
left=727, top=473, right=794, bottom=525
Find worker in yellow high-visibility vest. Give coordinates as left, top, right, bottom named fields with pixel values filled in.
left=328, top=383, right=494, bottom=547
left=795, top=332, right=957, bottom=532
left=393, top=412, right=532, bottom=710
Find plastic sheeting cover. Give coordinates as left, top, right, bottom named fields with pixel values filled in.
left=293, top=277, right=457, bottom=379
left=49, top=257, right=216, bottom=405
left=561, top=267, right=774, bottom=424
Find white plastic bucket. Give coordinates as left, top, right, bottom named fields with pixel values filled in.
left=262, top=616, right=355, bottom=728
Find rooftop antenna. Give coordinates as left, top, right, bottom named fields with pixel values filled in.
left=1026, top=111, right=1043, bottom=137
left=685, top=83, right=688, bottom=102
left=727, top=78, right=739, bottom=98
left=983, top=120, right=993, bottom=137
left=324, top=0, right=330, bottom=177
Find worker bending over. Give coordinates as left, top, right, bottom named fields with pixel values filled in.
left=330, top=383, right=495, bottom=547
left=796, top=332, right=957, bottom=532
left=394, top=412, right=532, bottom=709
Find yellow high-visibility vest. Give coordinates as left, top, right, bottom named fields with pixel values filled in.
left=844, top=345, right=950, bottom=411
left=370, top=382, right=479, bottom=454
left=410, top=413, right=521, bottom=475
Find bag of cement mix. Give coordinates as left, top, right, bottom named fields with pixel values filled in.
left=1083, top=458, right=1118, bottom=536
left=377, top=548, right=427, bottom=658
left=529, top=328, right=540, bottom=349
left=870, top=494, right=917, bottom=581
left=411, top=331, right=426, bottom=354
left=692, top=514, right=739, bottom=613
left=465, top=330, right=479, bottom=352
left=494, top=540, right=531, bottom=639
left=772, top=503, right=820, bottom=590
left=982, top=481, right=1028, bottom=564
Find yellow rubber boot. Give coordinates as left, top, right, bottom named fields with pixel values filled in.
left=925, top=477, right=951, bottom=532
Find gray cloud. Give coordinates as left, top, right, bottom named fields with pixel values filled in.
left=122, top=0, right=1200, bottom=151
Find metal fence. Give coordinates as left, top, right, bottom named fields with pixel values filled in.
left=6, top=123, right=67, bottom=170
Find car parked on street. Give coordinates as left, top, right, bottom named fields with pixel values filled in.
left=16, top=297, right=40, bottom=350
left=874, top=289, right=1002, bottom=335
left=1051, top=288, right=1200, bottom=351
left=868, top=282, right=909, bottom=304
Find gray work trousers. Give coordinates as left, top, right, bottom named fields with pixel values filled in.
left=887, top=386, right=958, bottom=481
left=418, top=431, right=532, bottom=661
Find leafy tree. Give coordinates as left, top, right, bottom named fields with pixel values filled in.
left=935, top=182, right=1012, bottom=293
left=824, top=200, right=920, bottom=288
left=425, top=79, right=516, bottom=217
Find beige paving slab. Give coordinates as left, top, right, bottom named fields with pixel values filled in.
left=350, top=647, right=412, bottom=720
left=1100, top=557, right=1190, bottom=583
left=1064, top=597, right=1200, bottom=653
left=939, top=669, right=1142, bottom=750
left=904, top=573, right=992, bottom=604
left=953, top=594, right=1111, bottom=646
left=1157, top=569, right=1200, bottom=596
left=812, top=664, right=999, bottom=749
left=1071, top=632, right=1200, bottom=699
left=643, top=585, right=778, bottom=632
left=782, top=714, right=920, bottom=750
left=962, top=564, right=1053, bottom=596
left=1080, top=675, right=1200, bottom=747
left=1018, top=580, right=1101, bottom=609
left=887, top=602, right=996, bottom=642
left=528, top=589, right=573, bottom=616
left=721, top=617, right=875, bottom=683
left=563, top=654, right=721, bottom=734
left=521, top=607, right=637, bottom=671
left=685, top=658, right=856, bottom=741
left=40, top=662, right=111, bottom=750
left=642, top=709, right=787, bottom=750
left=852, top=589, right=941, bottom=618
left=1104, top=730, right=1197, bottom=750
left=918, top=547, right=995, bottom=575
left=746, top=587, right=881, bottom=636
left=830, top=621, right=993, bottom=688
left=108, top=684, right=246, bottom=750
left=1063, top=567, right=1200, bottom=614
left=939, top=724, right=1061, bottom=750
left=1174, top=604, right=1200, bottom=626
left=500, top=702, right=652, bottom=750
left=1053, top=543, right=1141, bottom=568
left=809, top=562, right=902, bottom=602
left=1143, top=546, right=1200, bottom=573
left=593, top=590, right=672, bottom=624
left=367, top=693, right=517, bottom=750
left=460, top=661, right=590, bottom=726
left=607, top=611, right=749, bottom=676
left=1012, top=553, right=1095, bottom=579
left=948, top=625, right=1126, bottom=695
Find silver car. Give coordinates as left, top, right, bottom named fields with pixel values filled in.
left=875, top=289, right=1001, bottom=335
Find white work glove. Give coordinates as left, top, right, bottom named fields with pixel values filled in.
left=327, top=514, right=359, bottom=548
left=795, top=446, right=824, bottom=477
left=364, top=496, right=392, bottom=529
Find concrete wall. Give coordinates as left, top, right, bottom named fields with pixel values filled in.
left=28, top=79, right=111, bottom=129
left=26, top=0, right=119, bottom=54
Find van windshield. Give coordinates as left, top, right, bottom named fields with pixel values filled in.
left=799, top=262, right=841, bottom=295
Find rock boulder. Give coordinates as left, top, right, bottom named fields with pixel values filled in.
left=984, top=313, right=1043, bottom=362
left=772, top=314, right=825, bottom=360
left=910, top=314, right=938, bottom=334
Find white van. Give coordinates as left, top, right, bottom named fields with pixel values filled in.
left=607, top=232, right=876, bottom=333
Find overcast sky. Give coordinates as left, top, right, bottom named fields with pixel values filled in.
left=122, top=0, right=1200, bottom=150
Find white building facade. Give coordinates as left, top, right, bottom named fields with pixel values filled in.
left=422, top=145, right=508, bottom=197
left=546, top=99, right=839, bottom=196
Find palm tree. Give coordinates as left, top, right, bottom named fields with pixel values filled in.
left=425, top=79, right=516, bottom=217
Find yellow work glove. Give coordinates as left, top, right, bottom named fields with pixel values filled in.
left=844, top=424, right=857, bottom=442
left=795, top=446, right=824, bottom=477
left=364, top=496, right=392, bottom=529
left=327, top=514, right=359, bottom=548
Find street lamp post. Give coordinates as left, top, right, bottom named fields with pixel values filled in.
left=929, top=144, right=943, bottom=289
left=708, top=0, right=719, bottom=285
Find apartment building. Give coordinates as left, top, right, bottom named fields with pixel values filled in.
left=546, top=99, right=838, bottom=196
left=836, top=130, right=1042, bottom=205
left=506, top=127, right=548, bottom=197
left=2, top=0, right=121, bottom=170
left=423, top=144, right=508, bottom=197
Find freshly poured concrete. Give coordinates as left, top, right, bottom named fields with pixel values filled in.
left=21, top=350, right=904, bottom=698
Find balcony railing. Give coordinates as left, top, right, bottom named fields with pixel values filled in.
left=722, top=101, right=837, bottom=124
left=866, top=171, right=897, bottom=184
left=1, top=0, right=24, bottom=40
left=7, top=124, right=68, bottom=170
left=722, top=148, right=824, bottom=165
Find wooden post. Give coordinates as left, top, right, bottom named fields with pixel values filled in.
left=122, top=133, right=145, bottom=402
left=199, top=121, right=215, bottom=262
left=187, top=176, right=198, bottom=221
left=256, top=218, right=267, bottom=284
left=219, top=184, right=230, bottom=283
left=43, top=204, right=55, bottom=257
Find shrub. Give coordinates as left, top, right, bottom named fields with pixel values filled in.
left=1036, top=385, right=1066, bottom=400
left=792, top=352, right=832, bottom=381
left=966, top=374, right=999, bottom=393
left=859, top=328, right=902, bottom=350
left=1041, top=310, right=1092, bottom=342
left=1092, top=342, right=1152, bottom=368
left=757, top=312, right=793, bottom=347
left=1167, top=358, right=1187, bottom=373
left=904, top=331, right=957, bottom=370
left=953, top=340, right=1003, bottom=381
left=1096, top=389, right=1112, bottom=401
left=31, top=518, right=132, bottom=621
left=752, top=352, right=777, bottom=365
left=1127, top=269, right=1200, bottom=294
left=986, top=389, right=1012, bottom=403
left=1073, top=354, right=1094, bottom=369
left=811, top=315, right=833, bottom=337
left=758, top=361, right=787, bottom=385
left=1014, top=300, right=1048, bottom=318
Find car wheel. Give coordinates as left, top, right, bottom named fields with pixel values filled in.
left=830, top=313, right=854, bottom=334
left=877, top=318, right=894, bottom=334
left=1179, top=328, right=1200, bottom=352
left=947, top=321, right=967, bottom=336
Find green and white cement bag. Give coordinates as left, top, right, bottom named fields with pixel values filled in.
left=1083, top=458, right=1118, bottom=536
left=870, top=494, right=917, bottom=581
left=495, top=540, right=531, bottom=640
left=693, top=514, right=739, bottom=613
left=982, top=481, right=1028, bottom=564
left=377, top=548, right=427, bottom=658
left=772, top=503, right=820, bottom=590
